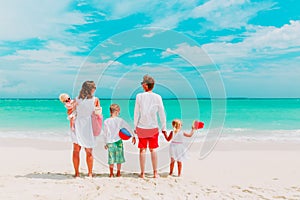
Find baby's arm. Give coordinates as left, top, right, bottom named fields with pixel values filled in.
left=163, top=131, right=173, bottom=142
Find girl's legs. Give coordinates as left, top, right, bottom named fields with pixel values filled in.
left=169, top=157, right=175, bottom=176
left=116, top=163, right=122, bottom=177
left=85, top=148, right=93, bottom=177
left=177, top=161, right=182, bottom=177
left=109, top=164, right=114, bottom=177
left=73, top=143, right=81, bottom=177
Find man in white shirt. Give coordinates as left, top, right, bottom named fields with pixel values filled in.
left=133, top=75, right=167, bottom=178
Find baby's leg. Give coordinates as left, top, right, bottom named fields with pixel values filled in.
left=169, top=157, right=175, bottom=175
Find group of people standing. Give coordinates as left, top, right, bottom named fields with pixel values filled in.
left=60, top=75, right=196, bottom=178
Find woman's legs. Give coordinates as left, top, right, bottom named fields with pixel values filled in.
left=85, top=148, right=93, bottom=177
left=73, top=143, right=81, bottom=177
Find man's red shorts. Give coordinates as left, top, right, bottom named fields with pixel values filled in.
left=136, top=127, right=159, bottom=149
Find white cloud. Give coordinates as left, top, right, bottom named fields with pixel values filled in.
left=203, top=20, right=300, bottom=65
left=190, top=0, right=275, bottom=30
left=2, top=41, right=84, bottom=69
left=161, top=43, right=213, bottom=66
left=128, top=53, right=145, bottom=58
left=0, top=0, right=87, bottom=41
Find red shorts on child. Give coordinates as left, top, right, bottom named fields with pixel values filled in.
left=136, top=127, right=159, bottom=149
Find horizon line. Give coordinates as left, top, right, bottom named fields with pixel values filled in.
left=1, top=97, right=300, bottom=100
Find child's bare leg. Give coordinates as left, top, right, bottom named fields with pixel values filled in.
left=150, top=148, right=158, bottom=178
left=139, top=148, right=146, bottom=178
left=73, top=143, right=81, bottom=177
left=177, top=161, right=182, bottom=177
left=116, top=163, right=121, bottom=177
left=109, top=164, right=114, bottom=177
left=169, top=158, right=175, bottom=176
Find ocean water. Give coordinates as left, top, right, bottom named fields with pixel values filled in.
left=0, top=98, right=300, bottom=141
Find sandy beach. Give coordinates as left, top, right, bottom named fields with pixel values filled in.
left=0, top=137, right=300, bottom=200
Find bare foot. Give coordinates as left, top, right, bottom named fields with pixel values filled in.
left=139, top=172, right=145, bottom=178
left=88, top=173, right=93, bottom=178
left=109, top=173, right=114, bottom=178
left=74, top=172, right=80, bottom=178
left=153, top=170, right=159, bottom=178
left=116, top=171, right=121, bottom=177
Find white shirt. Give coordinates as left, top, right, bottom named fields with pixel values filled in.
left=134, top=92, right=166, bottom=131
left=103, top=117, right=133, bottom=144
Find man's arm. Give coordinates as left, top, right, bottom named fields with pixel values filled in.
left=133, top=94, right=140, bottom=130
left=158, top=96, right=166, bottom=131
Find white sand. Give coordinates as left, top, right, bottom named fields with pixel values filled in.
left=0, top=137, right=300, bottom=200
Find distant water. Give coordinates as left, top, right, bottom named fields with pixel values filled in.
left=0, top=98, right=300, bottom=141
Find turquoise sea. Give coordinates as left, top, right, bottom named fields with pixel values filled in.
left=0, top=98, right=300, bottom=141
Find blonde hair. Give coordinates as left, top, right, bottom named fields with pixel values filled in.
left=78, top=81, right=96, bottom=99
left=59, top=93, right=69, bottom=103
left=172, top=119, right=182, bottom=132
left=110, top=104, right=120, bottom=114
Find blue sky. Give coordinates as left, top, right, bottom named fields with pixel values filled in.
left=1, top=0, right=300, bottom=98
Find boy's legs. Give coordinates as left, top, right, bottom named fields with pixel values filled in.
left=109, top=164, right=114, bottom=177
left=150, top=148, right=158, bottom=178
left=116, top=163, right=121, bottom=177
left=139, top=148, right=146, bottom=178
left=149, top=133, right=159, bottom=178
left=73, top=143, right=81, bottom=177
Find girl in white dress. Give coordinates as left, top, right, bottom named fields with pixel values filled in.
left=71, top=81, right=100, bottom=178
left=163, top=119, right=196, bottom=177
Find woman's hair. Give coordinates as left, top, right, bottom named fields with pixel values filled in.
left=172, top=119, right=182, bottom=132
left=110, top=104, right=120, bottom=113
left=78, top=81, right=96, bottom=99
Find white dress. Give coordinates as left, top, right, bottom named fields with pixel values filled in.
left=71, top=97, right=96, bottom=148
left=169, top=130, right=188, bottom=161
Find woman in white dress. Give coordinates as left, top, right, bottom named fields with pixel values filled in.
left=71, top=81, right=100, bottom=178
left=163, top=119, right=196, bottom=177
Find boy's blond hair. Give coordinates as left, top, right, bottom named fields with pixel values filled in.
left=110, top=104, right=120, bottom=113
